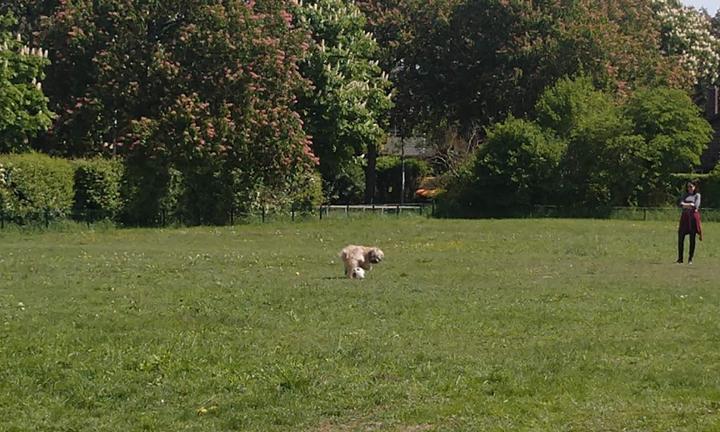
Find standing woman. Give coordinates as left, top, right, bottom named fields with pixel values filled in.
left=677, top=181, right=703, bottom=264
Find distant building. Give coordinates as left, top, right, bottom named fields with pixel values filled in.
left=382, top=135, right=429, bottom=158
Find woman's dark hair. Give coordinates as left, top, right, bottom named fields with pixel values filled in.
left=687, top=181, right=699, bottom=192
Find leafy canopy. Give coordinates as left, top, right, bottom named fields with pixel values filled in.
left=295, top=0, right=393, bottom=202
left=0, top=13, right=53, bottom=153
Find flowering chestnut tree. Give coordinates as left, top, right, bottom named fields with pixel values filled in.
left=653, top=0, right=720, bottom=87
left=23, top=0, right=319, bottom=222
left=295, top=0, right=393, bottom=202
left=0, top=13, right=53, bottom=153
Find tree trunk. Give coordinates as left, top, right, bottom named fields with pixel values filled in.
left=365, top=142, right=377, bottom=204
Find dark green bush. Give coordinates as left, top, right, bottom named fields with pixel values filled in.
left=673, top=172, right=719, bottom=209
left=119, top=159, right=180, bottom=226
left=375, top=156, right=431, bottom=203
left=438, top=77, right=714, bottom=217
left=72, top=158, right=123, bottom=222
left=290, top=170, right=324, bottom=211
left=120, top=155, right=325, bottom=226
left=434, top=155, right=491, bottom=218
left=0, top=153, right=74, bottom=223
left=322, top=159, right=365, bottom=204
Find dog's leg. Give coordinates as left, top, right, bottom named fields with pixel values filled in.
left=344, top=261, right=356, bottom=278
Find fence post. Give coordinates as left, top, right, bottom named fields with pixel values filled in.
left=44, top=208, right=49, bottom=229
left=319, top=204, right=323, bottom=220
left=346, top=204, right=349, bottom=217
left=291, top=205, right=295, bottom=222
left=397, top=204, right=400, bottom=216
left=643, top=208, right=647, bottom=221
left=262, top=206, right=266, bottom=223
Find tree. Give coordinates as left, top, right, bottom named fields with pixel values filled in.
left=623, top=87, right=713, bottom=203
left=534, top=76, right=634, bottom=206
left=0, top=13, right=54, bottom=153
left=19, top=0, right=319, bottom=223
left=653, top=0, right=720, bottom=87
left=365, top=0, right=690, bottom=140
left=474, top=116, right=565, bottom=211
left=441, top=76, right=713, bottom=214
left=295, top=0, right=393, bottom=203
left=536, top=78, right=712, bottom=207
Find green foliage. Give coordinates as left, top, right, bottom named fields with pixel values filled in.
left=537, top=77, right=634, bottom=206
left=119, top=155, right=180, bottom=227
left=324, top=157, right=366, bottom=204
left=535, top=78, right=711, bottom=207
left=288, top=170, right=324, bottom=212
left=19, top=1, right=318, bottom=225
left=295, top=0, right=393, bottom=201
left=441, top=76, right=714, bottom=215
left=474, top=117, right=565, bottom=211
left=121, top=95, right=237, bottom=225
left=230, top=168, right=324, bottom=215
left=434, top=154, right=480, bottom=218
left=701, top=171, right=720, bottom=209
left=653, top=0, right=720, bottom=87
left=535, top=76, right=622, bottom=140
left=624, top=87, right=713, bottom=171
left=0, top=153, right=73, bottom=223
left=0, top=13, right=54, bottom=152
left=622, top=87, right=712, bottom=205
left=675, top=170, right=720, bottom=210
left=380, top=0, right=689, bottom=137
left=375, top=155, right=430, bottom=203
left=72, top=158, right=123, bottom=222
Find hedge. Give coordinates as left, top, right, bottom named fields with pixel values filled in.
left=0, top=153, right=75, bottom=224
left=673, top=171, right=720, bottom=209
left=72, top=158, right=124, bottom=222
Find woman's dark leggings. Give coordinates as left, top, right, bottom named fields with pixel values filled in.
left=678, top=232, right=696, bottom=262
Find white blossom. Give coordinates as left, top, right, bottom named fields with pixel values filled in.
left=653, top=0, right=720, bottom=86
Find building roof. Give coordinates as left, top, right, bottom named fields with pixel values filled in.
left=382, top=135, right=429, bottom=157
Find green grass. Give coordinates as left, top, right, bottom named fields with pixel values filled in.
left=1, top=217, right=720, bottom=431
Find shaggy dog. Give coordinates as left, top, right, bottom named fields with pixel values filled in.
left=339, top=245, right=384, bottom=279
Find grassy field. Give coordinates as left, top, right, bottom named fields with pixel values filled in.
left=1, top=217, right=720, bottom=431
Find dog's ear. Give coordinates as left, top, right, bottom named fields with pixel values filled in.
left=369, top=248, right=383, bottom=263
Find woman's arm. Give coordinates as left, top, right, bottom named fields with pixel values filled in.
left=694, top=193, right=701, bottom=210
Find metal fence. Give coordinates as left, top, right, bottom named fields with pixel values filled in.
left=529, top=205, right=720, bottom=222
left=0, top=203, right=434, bottom=229
left=318, top=203, right=434, bottom=219
left=1, top=203, right=717, bottom=229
